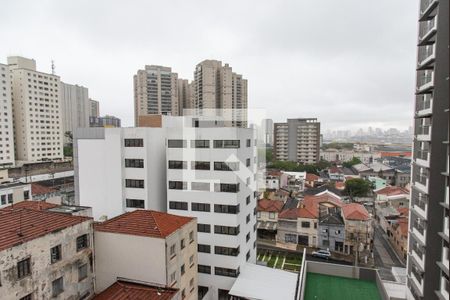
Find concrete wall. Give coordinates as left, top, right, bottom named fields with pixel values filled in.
left=0, top=220, right=93, bottom=300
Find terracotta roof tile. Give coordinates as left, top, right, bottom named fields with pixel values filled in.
left=257, top=199, right=284, bottom=212
left=335, top=182, right=345, bottom=190
left=31, top=183, right=57, bottom=196
left=306, top=173, right=320, bottom=181
left=93, top=281, right=178, bottom=300
left=278, top=208, right=298, bottom=219
left=329, top=167, right=343, bottom=174
left=0, top=207, right=91, bottom=252
left=342, top=203, right=370, bottom=221
left=375, top=186, right=409, bottom=196
left=380, top=151, right=412, bottom=158
left=2, top=200, right=58, bottom=211
left=279, top=193, right=343, bottom=220
left=94, top=210, right=194, bottom=238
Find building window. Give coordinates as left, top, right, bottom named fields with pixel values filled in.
left=125, top=199, right=145, bottom=208
left=170, top=271, right=176, bottom=284
left=301, top=221, right=310, bottom=228
left=181, top=264, right=185, bottom=276
left=169, top=244, right=176, bottom=258
left=214, top=225, right=240, bottom=236
left=197, top=223, right=211, bottom=233
left=285, top=234, right=297, bottom=243
left=191, top=182, right=210, bottom=191
left=17, top=258, right=31, bottom=279
left=246, top=232, right=251, bottom=242
left=168, top=160, right=187, bottom=169
left=214, top=183, right=239, bottom=193
left=7, top=193, right=12, bottom=204
left=50, top=245, right=61, bottom=263
left=78, top=264, right=88, bottom=281
left=181, top=239, right=186, bottom=250
left=246, top=214, right=251, bottom=224
left=215, top=267, right=240, bottom=278
left=198, top=244, right=211, bottom=253
left=246, top=139, right=251, bottom=147
left=169, top=181, right=187, bottom=190
left=191, top=161, right=210, bottom=170
left=125, top=179, right=144, bottom=188
left=23, top=190, right=30, bottom=200
left=169, top=201, right=188, bottom=210
left=191, top=140, right=210, bottom=148
left=189, top=231, right=194, bottom=243
left=246, top=250, right=251, bottom=261
left=215, top=246, right=240, bottom=256
left=198, top=264, right=211, bottom=274
left=192, top=202, right=210, bottom=212
left=269, top=212, right=276, bottom=219
left=124, top=138, right=143, bottom=147
left=246, top=196, right=251, bottom=205
left=214, top=204, right=240, bottom=214
left=189, top=255, right=195, bottom=267
left=213, top=140, right=240, bottom=148
left=125, top=158, right=144, bottom=168
left=214, top=161, right=239, bottom=171
left=52, top=277, right=64, bottom=297
left=168, top=139, right=186, bottom=148
left=76, top=234, right=89, bottom=251
left=246, top=158, right=251, bottom=167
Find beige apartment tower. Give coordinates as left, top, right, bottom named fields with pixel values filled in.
left=89, top=98, right=100, bottom=117
left=0, top=63, right=15, bottom=167
left=133, top=65, right=180, bottom=126
left=192, top=60, right=248, bottom=127
left=8, top=56, right=63, bottom=162
left=274, top=118, right=321, bottom=164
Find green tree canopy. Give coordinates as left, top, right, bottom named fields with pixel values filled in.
left=345, top=178, right=371, bottom=197
left=342, top=157, right=362, bottom=168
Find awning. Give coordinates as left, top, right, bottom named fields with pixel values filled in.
left=257, top=221, right=277, bottom=231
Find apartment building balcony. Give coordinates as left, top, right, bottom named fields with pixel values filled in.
left=416, top=70, right=434, bottom=93
left=436, top=276, right=449, bottom=300
left=410, top=263, right=425, bottom=296
left=415, top=149, right=430, bottom=168
left=414, top=169, right=429, bottom=194
left=411, top=242, right=426, bottom=270
left=412, top=191, right=428, bottom=219
left=419, top=0, right=438, bottom=21
left=417, top=44, right=436, bottom=70
left=415, top=94, right=433, bottom=116
left=416, top=124, right=431, bottom=141
left=418, top=16, right=437, bottom=46
left=411, top=217, right=427, bottom=245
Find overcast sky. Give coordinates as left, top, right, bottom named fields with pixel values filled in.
left=0, top=0, right=419, bottom=131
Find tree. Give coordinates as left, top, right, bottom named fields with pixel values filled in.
left=345, top=178, right=371, bottom=198
left=343, top=157, right=362, bottom=168
left=64, top=131, right=73, bottom=158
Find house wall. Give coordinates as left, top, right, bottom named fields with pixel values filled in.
left=0, top=221, right=93, bottom=300
left=297, top=218, right=318, bottom=247
left=318, top=223, right=345, bottom=252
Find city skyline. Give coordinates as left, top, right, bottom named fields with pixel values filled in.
left=0, top=0, right=419, bottom=131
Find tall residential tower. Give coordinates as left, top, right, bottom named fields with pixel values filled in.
left=406, top=0, right=449, bottom=299
left=0, top=63, right=14, bottom=167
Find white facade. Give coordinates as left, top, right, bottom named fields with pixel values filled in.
left=8, top=56, right=63, bottom=162
left=75, top=127, right=167, bottom=220
left=320, top=149, right=381, bottom=164
left=166, top=127, right=257, bottom=299
left=0, top=64, right=14, bottom=167
left=60, top=82, right=89, bottom=144
left=89, top=98, right=99, bottom=117
left=0, top=182, right=31, bottom=208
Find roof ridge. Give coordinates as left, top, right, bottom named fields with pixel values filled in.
left=149, top=211, right=163, bottom=237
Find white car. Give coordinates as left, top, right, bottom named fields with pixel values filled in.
left=312, top=249, right=331, bottom=259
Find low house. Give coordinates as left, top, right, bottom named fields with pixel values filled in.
left=281, top=171, right=306, bottom=192
left=318, top=204, right=345, bottom=252
left=256, top=199, right=284, bottom=240
left=0, top=181, right=31, bottom=208
left=305, top=173, right=320, bottom=188
left=0, top=204, right=94, bottom=300
left=352, top=162, right=409, bottom=187
left=31, top=183, right=62, bottom=203
left=388, top=208, right=409, bottom=260
left=342, top=203, right=373, bottom=255
left=94, top=210, right=197, bottom=300
left=328, top=167, right=345, bottom=181
left=93, top=280, right=178, bottom=300
left=374, top=186, right=410, bottom=209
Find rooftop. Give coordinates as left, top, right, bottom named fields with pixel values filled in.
left=374, top=186, right=409, bottom=196
left=0, top=207, right=91, bottom=252
left=304, top=272, right=381, bottom=300
left=342, top=203, right=370, bottom=221
left=94, top=210, right=194, bottom=238
left=31, top=182, right=57, bottom=195
left=3, top=200, right=58, bottom=211
left=257, top=199, right=284, bottom=212
left=93, top=280, right=178, bottom=300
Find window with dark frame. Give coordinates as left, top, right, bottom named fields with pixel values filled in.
left=168, top=139, right=187, bottom=148
left=214, top=225, right=240, bottom=236
left=214, top=246, right=240, bottom=256
left=124, top=138, right=143, bottom=147
left=191, top=140, right=210, bottom=148
left=191, top=161, right=210, bottom=170
left=213, top=140, right=240, bottom=148
left=125, top=179, right=144, bottom=188
left=192, top=202, right=210, bottom=212
left=246, top=139, right=251, bottom=147
left=198, top=265, right=211, bottom=274
left=214, top=161, right=239, bottom=171
left=214, top=183, right=239, bottom=193
left=168, top=160, right=187, bottom=169
left=52, top=277, right=64, bottom=297
left=169, top=201, right=188, bottom=210
left=17, top=258, right=31, bottom=279
left=168, top=181, right=187, bottom=190
left=125, top=158, right=144, bottom=168
left=50, top=245, right=61, bottom=263
left=214, top=204, right=239, bottom=214
left=198, top=244, right=211, bottom=253
left=76, top=234, right=89, bottom=251
left=78, top=264, right=88, bottom=281
left=215, top=267, right=240, bottom=278
left=125, top=199, right=145, bottom=208
left=197, top=223, right=211, bottom=233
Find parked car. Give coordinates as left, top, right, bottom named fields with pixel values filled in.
left=312, top=249, right=331, bottom=259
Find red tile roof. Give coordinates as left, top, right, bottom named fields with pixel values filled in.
left=0, top=207, right=91, bottom=252
left=31, top=183, right=57, bottom=196
left=279, top=193, right=343, bottom=220
left=375, top=186, right=409, bottom=196
left=278, top=208, right=298, bottom=219
left=335, top=182, right=345, bottom=190
left=94, top=210, right=194, bottom=238
left=380, top=151, right=412, bottom=158
left=93, top=281, right=178, bottom=300
left=257, top=199, right=284, bottom=212
left=267, top=170, right=282, bottom=177
left=397, top=207, right=409, bottom=216
left=342, top=203, right=370, bottom=221
left=329, top=167, right=343, bottom=174
left=3, top=200, right=58, bottom=211
left=306, top=173, right=320, bottom=182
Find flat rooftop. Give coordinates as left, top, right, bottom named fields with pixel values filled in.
left=304, top=272, right=381, bottom=300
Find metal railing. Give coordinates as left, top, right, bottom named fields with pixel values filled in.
left=416, top=125, right=430, bottom=135
left=415, top=94, right=432, bottom=111
left=420, top=0, right=437, bottom=15
left=413, top=192, right=428, bottom=211
left=418, top=44, right=435, bottom=65
left=416, top=149, right=429, bottom=161
left=413, top=219, right=425, bottom=235
left=417, top=70, right=434, bottom=88
left=419, top=17, right=436, bottom=39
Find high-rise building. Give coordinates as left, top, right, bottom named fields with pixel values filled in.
left=178, top=78, right=194, bottom=114
left=261, top=118, right=274, bottom=146
left=89, top=98, right=100, bottom=117
left=0, top=63, right=15, bottom=167
left=133, top=65, right=179, bottom=125
left=192, top=60, right=247, bottom=128
left=166, top=126, right=257, bottom=299
left=273, top=118, right=321, bottom=164
left=406, top=1, right=449, bottom=299
left=8, top=56, right=63, bottom=162
left=60, top=82, right=89, bottom=144
left=89, top=115, right=121, bottom=128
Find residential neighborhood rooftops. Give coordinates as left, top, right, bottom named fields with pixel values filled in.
left=4, top=200, right=58, bottom=211
left=342, top=203, right=370, bottom=221
left=305, top=173, right=320, bottom=181
left=353, top=162, right=393, bottom=173
left=0, top=206, right=91, bottom=252
left=93, top=280, right=178, bottom=300
left=31, top=182, right=57, bottom=195
left=94, top=210, right=194, bottom=238
left=257, top=199, right=284, bottom=212
left=374, top=186, right=409, bottom=196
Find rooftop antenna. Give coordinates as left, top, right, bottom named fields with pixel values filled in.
left=51, top=60, right=55, bottom=75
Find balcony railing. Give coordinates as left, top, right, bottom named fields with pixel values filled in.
left=417, top=44, right=435, bottom=66
left=420, top=0, right=437, bottom=18
left=412, top=265, right=424, bottom=284
left=415, top=94, right=432, bottom=111
left=417, top=70, right=434, bottom=89
left=415, top=173, right=428, bottom=186
left=413, top=219, right=426, bottom=235
left=413, top=192, right=428, bottom=211
left=412, top=242, right=425, bottom=259
left=416, top=149, right=429, bottom=161
left=416, top=125, right=430, bottom=135
left=419, top=17, right=436, bottom=40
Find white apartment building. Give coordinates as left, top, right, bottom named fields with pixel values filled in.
left=60, top=82, right=90, bottom=144
left=0, top=181, right=31, bottom=208
left=320, top=149, right=381, bottom=164
left=166, top=126, right=257, bottom=300
left=0, top=63, right=14, bottom=167
left=133, top=65, right=179, bottom=125
left=8, top=56, right=63, bottom=162
left=89, top=98, right=99, bottom=117
left=94, top=210, right=198, bottom=300
left=75, top=127, right=167, bottom=220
